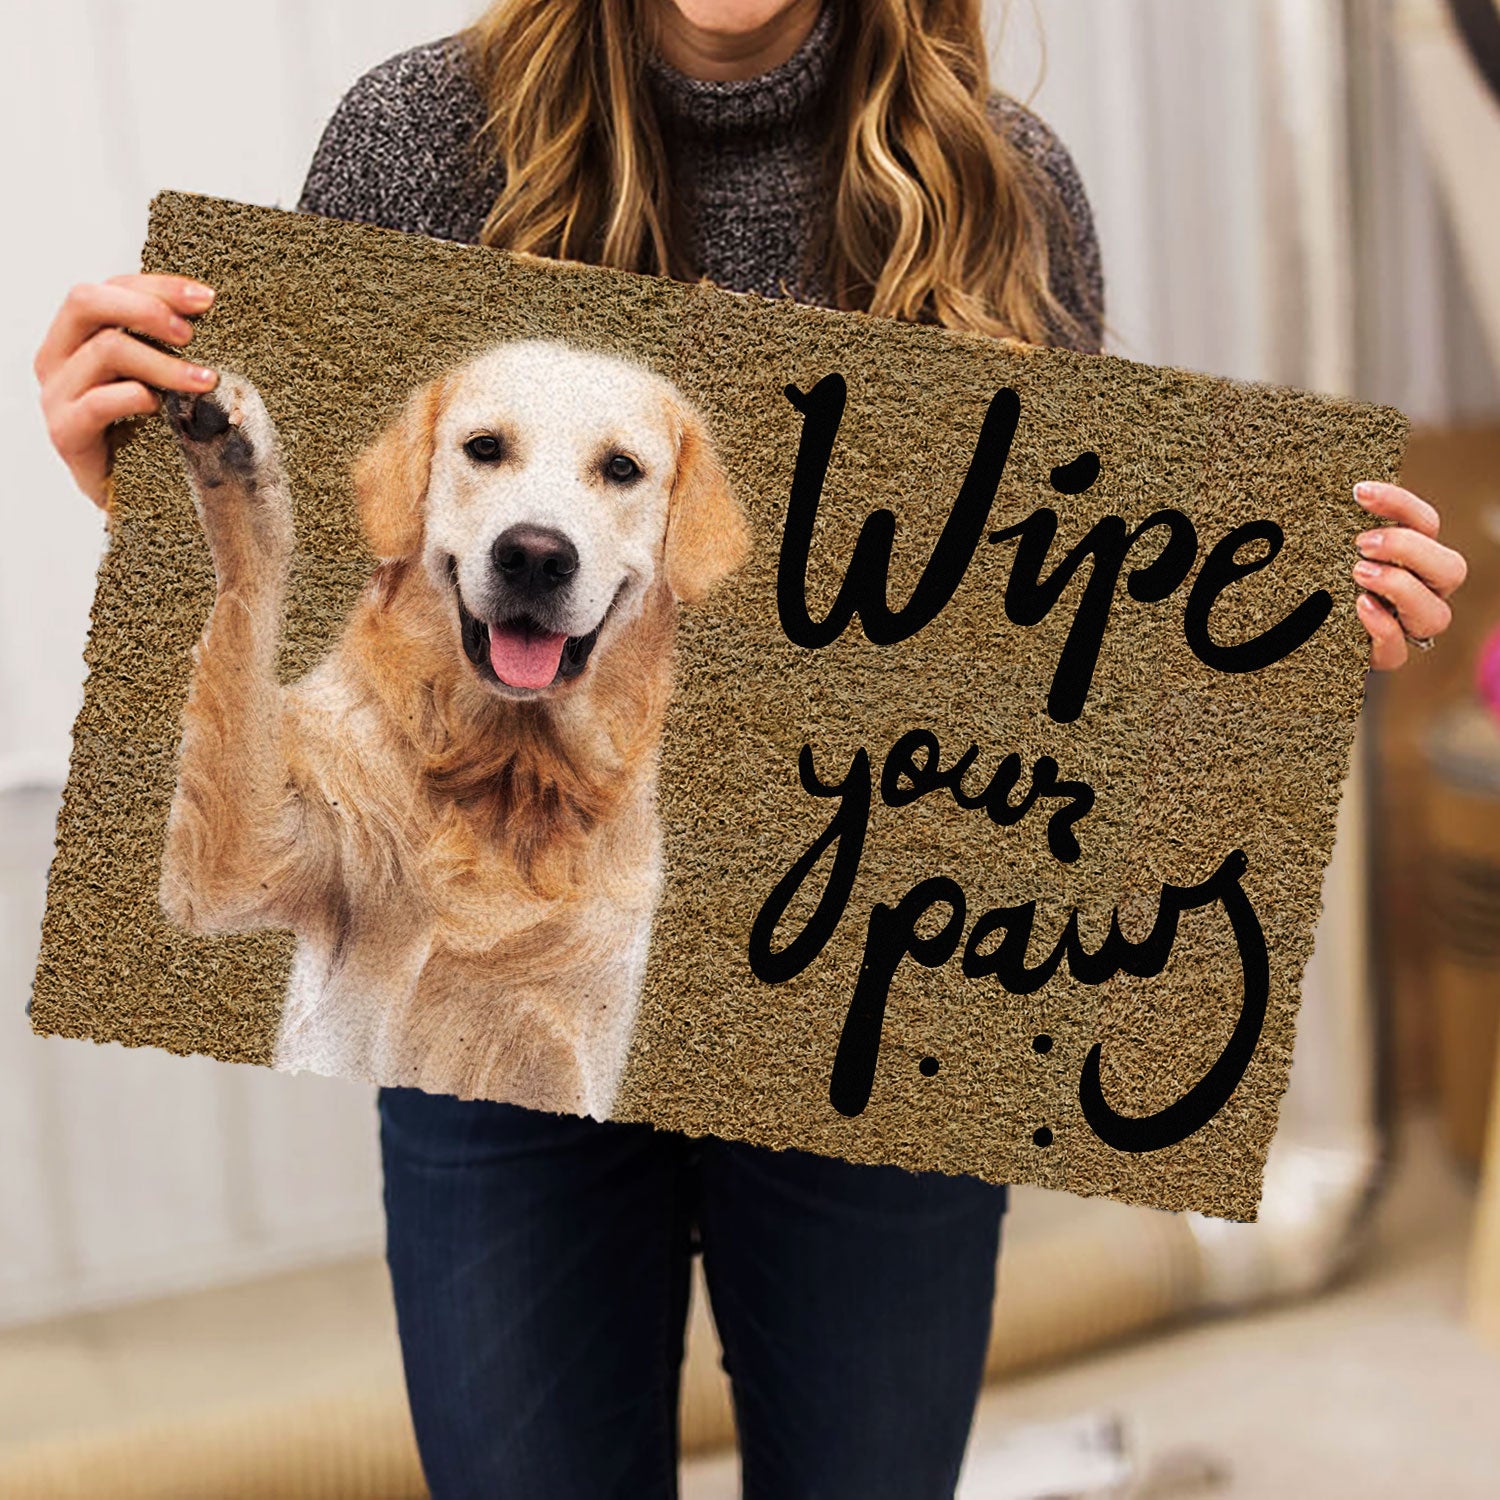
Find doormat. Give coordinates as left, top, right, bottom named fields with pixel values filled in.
left=30, top=192, right=1407, bottom=1220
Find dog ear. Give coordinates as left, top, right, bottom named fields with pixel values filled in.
left=664, top=402, right=751, bottom=604
left=354, top=375, right=447, bottom=559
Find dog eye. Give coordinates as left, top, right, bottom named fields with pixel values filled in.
left=604, top=453, right=640, bottom=483
left=464, top=434, right=504, bottom=463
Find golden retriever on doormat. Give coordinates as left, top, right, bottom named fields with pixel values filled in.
left=158, top=338, right=750, bottom=1116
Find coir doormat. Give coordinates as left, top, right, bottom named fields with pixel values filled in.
left=30, top=192, right=1406, bottom=1220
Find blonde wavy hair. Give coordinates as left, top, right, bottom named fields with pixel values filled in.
left=464, top=0, right=1084, bottom=346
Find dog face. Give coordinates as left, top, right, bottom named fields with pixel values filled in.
left=355, top=339, right=749, bottom=699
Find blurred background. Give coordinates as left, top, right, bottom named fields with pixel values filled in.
left=2, top=1, right=1499, bottom=1496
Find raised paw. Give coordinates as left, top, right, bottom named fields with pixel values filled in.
left=163, top=371, right=282, bottom=496
left=163, top=371, right=292, bottom=583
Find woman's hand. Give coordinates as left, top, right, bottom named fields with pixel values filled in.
left=1351, top=480, right=1468, bottom=670
left=34, top=274, right=219, bottom=510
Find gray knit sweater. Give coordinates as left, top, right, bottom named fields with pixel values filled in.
left=297, top=4, right=1103, bottom=352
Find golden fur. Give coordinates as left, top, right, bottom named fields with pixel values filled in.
left=159, top=342, right=749, bottom=1115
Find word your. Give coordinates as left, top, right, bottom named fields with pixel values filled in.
left=748, top=740, right=1267, bottom=1152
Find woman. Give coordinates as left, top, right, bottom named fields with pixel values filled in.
left=32, top=3, right=1468, bottom=1496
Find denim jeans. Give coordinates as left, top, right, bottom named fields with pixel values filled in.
left=379, top=1086, right=1007, bottom=1500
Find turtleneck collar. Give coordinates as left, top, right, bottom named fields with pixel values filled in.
left=643, top=1, right=839, bottom=137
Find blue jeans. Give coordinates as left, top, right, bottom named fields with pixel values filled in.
left=380, top=1086, right=1007, bottom=1500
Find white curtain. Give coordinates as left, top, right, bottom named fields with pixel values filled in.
left=1, top=0, right=1497, bottom=1327
left=1386, top=0, right=1500, bottom=375
left=992, top=0, right=1500, bottom=413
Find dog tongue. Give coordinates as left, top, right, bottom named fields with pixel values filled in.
left=489, top=622, right=568, bottom=690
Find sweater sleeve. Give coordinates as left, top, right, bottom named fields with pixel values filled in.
left=987, top=94, right=1107, bottom=354
left=296, top=36, right=499, bottom=245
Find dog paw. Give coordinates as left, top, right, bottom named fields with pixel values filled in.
left=164, top=372, right=292, bottom=577
left=164, top=372, right=282, bottom=497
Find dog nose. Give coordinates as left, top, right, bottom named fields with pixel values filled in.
left=490, top=526, right=579, bottom=595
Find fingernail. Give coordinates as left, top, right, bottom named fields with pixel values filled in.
left=183, top=282, right=214, bottom=308
left=190, top=365, right=217, bottom=385
left=1353, top=560, right=1379, bottom=582
left=168, top=316, right=193, bottom=342
left=1354, top=483, right=1377, bottom=505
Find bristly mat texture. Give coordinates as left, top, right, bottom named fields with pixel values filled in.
left=29, top=192, right=1408, bottom=1220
